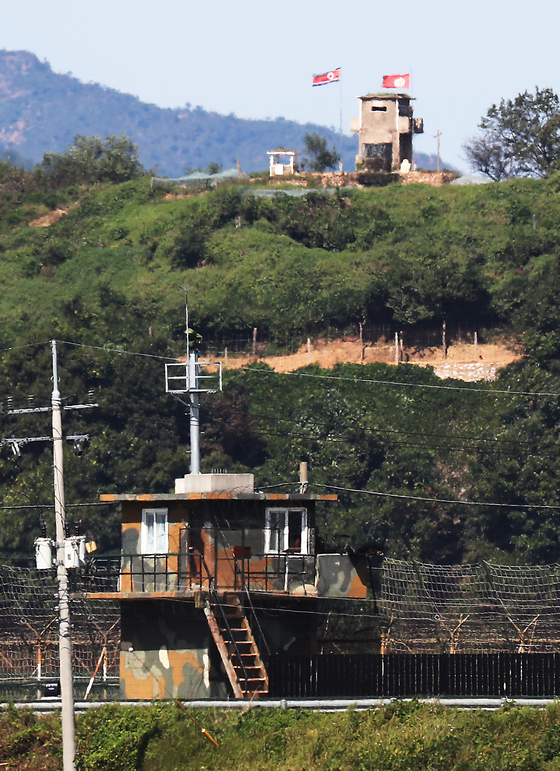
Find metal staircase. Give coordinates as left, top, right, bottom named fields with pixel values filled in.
left=204, top=593, right=269, bottom=699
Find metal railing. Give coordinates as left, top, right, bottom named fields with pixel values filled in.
left=83, top=551, right=317, bottom=598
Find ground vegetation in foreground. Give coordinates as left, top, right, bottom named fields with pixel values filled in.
left=4, top=701, right=560, bottom=770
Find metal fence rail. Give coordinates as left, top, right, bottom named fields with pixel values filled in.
left=268, top=653, right=560, bottom=699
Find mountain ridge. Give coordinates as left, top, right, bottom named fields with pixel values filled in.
left=0, top=49, right=444, bottom=175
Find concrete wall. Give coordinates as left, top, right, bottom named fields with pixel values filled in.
left=357, top=96, right=414, bottom=171
left=120, top=600, right=228, bottom=700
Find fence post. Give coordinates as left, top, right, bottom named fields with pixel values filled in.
left=252, top=328, right=257, bottom=357
left=359, top=322, right=365, bottom=363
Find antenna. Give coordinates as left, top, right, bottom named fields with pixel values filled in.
left=165, top=300, right=222, bottom=475
left=184, top=288, right=189, bottom=358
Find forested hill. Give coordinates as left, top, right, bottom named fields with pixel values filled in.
left=0, top=49, right=446, bottom=175
left=0, top=49, right=355, bottom=174
left=2, top=168, right=560, bottom=567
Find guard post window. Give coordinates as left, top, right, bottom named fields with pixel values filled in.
left=264, top=508, right=308, bottom=554
left=141, top=508, right=168, bottom=554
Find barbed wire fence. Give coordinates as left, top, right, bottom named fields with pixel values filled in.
left=0, top=558, right=558, bottom=699
left=196, top=322, right=489, bottom=360
left=369, top=559, right=560, bottom=655
left=0, top=566, right=120, bottom=700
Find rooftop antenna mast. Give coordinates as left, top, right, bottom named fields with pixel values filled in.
left=165, top=295, right=222, bottom=475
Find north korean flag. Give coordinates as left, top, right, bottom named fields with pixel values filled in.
left=382, top=74, right=410, bottom=89
left=312, top=68, right=341, bottom=87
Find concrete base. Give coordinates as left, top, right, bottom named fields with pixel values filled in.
left=174, top=473, right=254, bottom=495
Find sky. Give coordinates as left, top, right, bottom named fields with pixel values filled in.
left=1, top=0, right=559, bottom=172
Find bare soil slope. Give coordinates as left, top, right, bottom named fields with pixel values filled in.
left=221, top=338, right=521, bottom=382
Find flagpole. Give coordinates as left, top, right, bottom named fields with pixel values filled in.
left=339, top=73, right=343, bottom=171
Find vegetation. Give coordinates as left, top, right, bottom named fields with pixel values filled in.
left=465, top=87, right=560, bottom=180
left=0, top=162, right=560, bottom=563
left=35, top=135, right=144, bottom=188
left=302, top=132, right=341, bottom=172
left=5, top=702, right=560, bottom=770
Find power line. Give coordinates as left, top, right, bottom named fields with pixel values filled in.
left=0, top=502, right=114, bottom=510
left=312, top=483, right=560, bottom=511
left=59, top=340, right=178, bottom=362
left=0, top=341, right=51, bottom=355
left=240, top=366, right=560, bottom=398
left=23, top=338, right=560, bottom=399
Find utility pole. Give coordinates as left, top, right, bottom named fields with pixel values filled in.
left=0, top=340, right=96, bottom=771
left=51, top=339, right=76, bottom=771
left=434, top=130, right=442, bottom=173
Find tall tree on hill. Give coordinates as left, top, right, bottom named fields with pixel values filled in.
left=302, top=132, right=340, bottom=172
left=35, top=134, right=144, bottom=188
left=464, top=88, right=560, bottom=180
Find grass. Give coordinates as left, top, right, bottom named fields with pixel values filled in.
left=4, top=701, right=560, bottom=770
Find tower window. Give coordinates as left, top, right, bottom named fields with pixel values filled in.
left=264, top=508, right=309, bottom=554
left=141, top=508, right=168, bottom=554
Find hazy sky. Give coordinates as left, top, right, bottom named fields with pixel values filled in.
left=2, top=0, right=559, bottom=171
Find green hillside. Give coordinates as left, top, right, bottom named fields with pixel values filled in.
left=1, top=168, right=560, bottom=564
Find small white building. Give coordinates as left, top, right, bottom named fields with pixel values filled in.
left=267, top=148, right=299, bottom=177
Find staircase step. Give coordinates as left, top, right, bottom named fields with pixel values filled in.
left=205, top=595, right=269, bottom=700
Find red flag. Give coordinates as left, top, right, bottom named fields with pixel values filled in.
left=382, top=73, right=410, bottom=89
left=312, top=68, right=341, bottom=87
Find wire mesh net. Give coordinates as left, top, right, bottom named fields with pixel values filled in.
left=374, top=560, right=560, bottom=654
left=0, top=566, right=120, bottom=692
left=1, top=557, right=560, bottom=692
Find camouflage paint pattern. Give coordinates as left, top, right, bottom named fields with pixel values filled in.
left=315, top=554, right=369, bottom=599
left=120, top=600, right=228, bottom=700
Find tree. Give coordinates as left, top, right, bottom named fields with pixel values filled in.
left=464, top=88, right=560, bottom=179
left=302, top=132, right=340, bottom=172
left=205, top=162, right=223, bottom=175
left=35, top=134, right=144, bottom=188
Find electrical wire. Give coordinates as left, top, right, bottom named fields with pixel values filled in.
left=29, top=338, right=560, bottom=399
left=259, top=413, right=533, bottom=446
left=237, top=406, right=535, bottom=448
left=239, top=366, right=560, bottom=398
left=210, top=404, right=538, bottom=457
left=59, top=339, right=178, bottom=362
left=0, top=502, right=114, bottom=510
left=312, top=482, right=560, bottom=511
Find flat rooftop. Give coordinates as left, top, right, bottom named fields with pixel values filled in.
left=359, top=93, right=413, bottom=100
left=100, top=492, right=337, bottom=502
